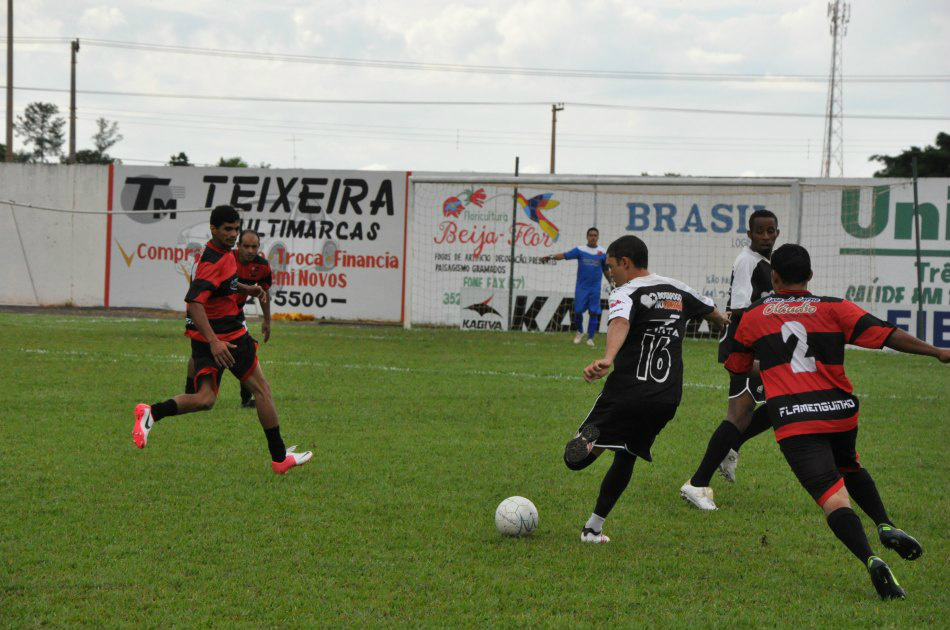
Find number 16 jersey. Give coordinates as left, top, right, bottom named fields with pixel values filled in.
left=604, top=274, right=715, bottom=404
left=724, top=290, right=896, bottom=441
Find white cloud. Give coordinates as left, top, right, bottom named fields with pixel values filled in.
left=685, top=47, right=743, bottom=65
left=78, top=6, right=127, bottom=34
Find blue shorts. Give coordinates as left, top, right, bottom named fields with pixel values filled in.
left=574, top=289, right=602, bottom=315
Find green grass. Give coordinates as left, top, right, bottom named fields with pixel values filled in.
left=1, top=311, right=948, bottom=629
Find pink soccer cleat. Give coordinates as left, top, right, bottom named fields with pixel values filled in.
left=132, top=403, right=154, bottom=449
left=271, top=446, right=313, bottom=474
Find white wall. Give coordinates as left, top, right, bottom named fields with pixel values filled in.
left=0, top=164, right=109, bottom=306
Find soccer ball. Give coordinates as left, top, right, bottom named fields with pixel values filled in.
left=494, top=496, right=538, bottom=537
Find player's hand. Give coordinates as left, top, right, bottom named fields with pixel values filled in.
left=540, top=255, right=551, bottom=263
left=261, top=320, right=271, bottom=343
left=936, top=349, right=950, bottom=364
left=584, top=358, right=613, bottom=383
left=210, top=339, right=237, bottom=368
left=722, top=310, right=732, bottom=325
left=247, top=285, right=268, bottom=305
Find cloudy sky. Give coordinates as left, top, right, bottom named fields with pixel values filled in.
left=5, top=0, right=948, bottom=176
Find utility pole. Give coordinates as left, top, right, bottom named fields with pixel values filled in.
left=5, top=0, right=12, bottom=162
left=549, top=103, right=564, bottom=174
left=68, top=38, right=79, bottom=163
left=286, top=134, right=299, bottom=168
left=820, top=1, right=849, bottom=177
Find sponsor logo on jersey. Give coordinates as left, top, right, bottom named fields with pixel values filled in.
left=763, top=302, right=817, bottom=315
left=641, top=291, right=683, bottom=311
left=778, top=398, right=856, bottom=417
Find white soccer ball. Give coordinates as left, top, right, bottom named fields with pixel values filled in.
left=495, top=496, right=538, bottom=537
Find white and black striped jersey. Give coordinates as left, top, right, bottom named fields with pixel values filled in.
left=604, top=274, right=715, bottom=404
left=718, top=246, right=773, bottom=363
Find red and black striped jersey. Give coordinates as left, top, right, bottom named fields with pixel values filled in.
left=233, top=250, right=272, bottom=314
left=184, top=241, right=244, bottom=343
left=724, top=290, right=896, bottom=441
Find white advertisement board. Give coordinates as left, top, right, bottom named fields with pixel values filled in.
left=107, top=167, right=407, bottom=321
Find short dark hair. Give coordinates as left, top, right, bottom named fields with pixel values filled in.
left=239, top=229, right=261, bottom=244
left=606, top=235, right=648, bottom=269
left=748, top=209, right=778, bottom=231
left=210, top=205, right=240, bottom=227
left=587, top=227, right=599, bottom=236
left=770, top=244, right=811, bottom=284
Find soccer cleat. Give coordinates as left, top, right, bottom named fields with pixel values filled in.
left=132, top=403, right=154, bottom=449
left=878, top=525, right=923, bottom=561
left=680, top=481, right=718, bottom=511
left=241, top=398, right=256, bottom=408
left=867, top=556, right=906, bottom=600
left=573, top=332, right=584, bottom=344
left=718, top=449, right=739, bottom=483
left=564, top=425, right=600, bottom=465
left=580, top=527, right=610, bottom=544
left=271, top=446, right=313, bottom=475
left=586, top=338, right=595, bottom=347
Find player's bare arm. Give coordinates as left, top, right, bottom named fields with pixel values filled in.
left=584, top=318, right=629, bottom=382
left=261, top=289, right=272, bottom=343
left=541, top=252, right=566, bottom=263
left=187, top=302, right=236, bottom=368
left=237, top=282, right=269, bottom=305
left=884, top=328, right=950, bottom=363
left=703, top=308, right=730, bottom=328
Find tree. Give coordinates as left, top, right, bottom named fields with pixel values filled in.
left=869, top=132, right=950, bottom=177
left=92, top=118, right=123, bottom=154
left=72, top=149, right=116, bottom=164
left=13, top=102, right=66, bottom=163
left=0, top=143, right=31, bottom=163
left=168, top=152, right=192, bottom=166
left=217, top=156, right=248, bottom=167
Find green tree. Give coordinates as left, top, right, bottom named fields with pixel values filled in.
left=217, top=156, right=248, bottom=167
left=13, top=102, right=66, bottom=163
left=870, top=132, right=950, bottom=177
left=168, top=152, right=192, bottom=166
left=0, top=143, right=32, bottom=163
left=92, top=118, right=123, bottom=154
left=72, top=149, right=116, bottom=164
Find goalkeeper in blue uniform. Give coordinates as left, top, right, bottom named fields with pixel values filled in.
left=542, top=227, right=611, bottom=346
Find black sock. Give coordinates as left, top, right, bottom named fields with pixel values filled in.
left=184, top=377, right=195, bottom=395
left=264, top=426, right=286, bottom=462
left=690, top=421, right=740, bottom=487
left=240, top=383, right=252, bottom=402
left=593, top=451, right=636, bottom=518
left=737, top=405, right=772, bottom=448
left=826, top=507, right=874, bottom=563
left=150, top=399, right=178, bottom=422
left=844, top=469, right=893, bottom=527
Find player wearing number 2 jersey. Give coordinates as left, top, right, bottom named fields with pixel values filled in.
left=562, top=235, right=729, bottom=544
left=725, top=244, right=950, bottom=600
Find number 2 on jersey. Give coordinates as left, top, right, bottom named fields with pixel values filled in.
left=636, top=333, right=672, bottom=382
left=780, top=321, right=817, bottom=373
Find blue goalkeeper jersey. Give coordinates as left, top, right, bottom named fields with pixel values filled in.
left=563, top=245, right=607, bottom=293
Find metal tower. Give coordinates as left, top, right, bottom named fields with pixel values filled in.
left=821, top=0, right=850, bottom=177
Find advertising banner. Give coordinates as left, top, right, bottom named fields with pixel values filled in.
left=801, top=179, right=950, bottom=347
left=412, top=181, right=793, bottom=327
left=108, top=167, right=407, bottom=321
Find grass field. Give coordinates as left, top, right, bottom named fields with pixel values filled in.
left=1, top=310, right=948, bottom=629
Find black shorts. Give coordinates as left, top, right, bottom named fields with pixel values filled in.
left=778, top=428, right=862, bottom=506
left=576, top=393, right=678, bottom=462
left=728, top=373, right=766, bottom=404
left=191, top=333, right=259, bottom=395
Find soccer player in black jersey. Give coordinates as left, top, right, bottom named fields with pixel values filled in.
left=681, top=209, right=779, bottom=510
left=184, top=228, right=273, bottom=408
left=725, top=244, right=950, bottom=599
left=563, top=235, right=729, bottom=543
left=132, top=205, right=311, bottom=475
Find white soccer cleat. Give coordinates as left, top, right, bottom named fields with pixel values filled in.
left=132, top=403, right=154, bottom=449
left=718, top=449, right=739, bottom=483
left=680, top=481, right=718, bottom=511
left=580, top=527, right=610, bottom=544
left=573, top=332, right=584, bottom=344
left=272, top=445, right=313, bottom=475
left=586, top=338, right=595, bottom=347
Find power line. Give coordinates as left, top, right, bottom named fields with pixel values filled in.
left=6, top=85, right=945, bottom=121
left=3, top=36, right=947, bottom=84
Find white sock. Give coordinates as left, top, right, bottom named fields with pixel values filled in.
left=585, top=513, right=606, bottom=532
